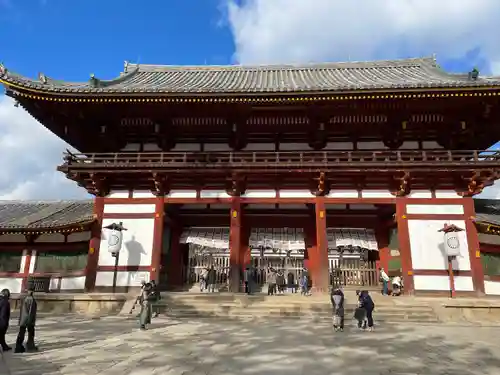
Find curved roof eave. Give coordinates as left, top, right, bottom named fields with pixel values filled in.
left=2, top=56, right=500, bottom=97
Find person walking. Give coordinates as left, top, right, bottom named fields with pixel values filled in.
left=206, top=266, right=216, bottom=293
left=379, top=268, right=390, bottom=296
left=139, top=283, right=153, bottom=330
left=267, top=268, right=277, bottom=296
left=330, top=287, right=345, bottom=332
left=150, top=280, right=161, bottom=318
left=0, top=289, right=11, bottom=352
left=14, top=287, right=38, bottom=353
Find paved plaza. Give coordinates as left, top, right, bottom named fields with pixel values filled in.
left=1, top=316, right=500, bottom=375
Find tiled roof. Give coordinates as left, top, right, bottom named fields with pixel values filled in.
left=1, top=57, right=500, bottom=95
left=0, top=201, right=94, bottom=231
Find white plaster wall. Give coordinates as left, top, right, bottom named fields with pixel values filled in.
left=143, top=143, right=161, bottom=151
left=28, top=251, right=36, bottom=273
left=400, top=141, right=419, bottom=149
left=200, top=190, right=231, bottom=199
left=167, top=190, right=197, bottom=198
left=242, top=190, right=276, bottom=198
left=279, top=143, right=310, bottom=150
left=435, top=190, right=461, bottom=199
left=408, top=220, right=470, bottom=270
left=103, top=204, right=155, bottom=214
left=121, top=143, right=140, bottom=151
left=67, top=231, right=91, bottom=242
left=279, top=190, right=314, bottom=198
left=35, top=233, right=65, bottom=243
left=243, top=143, right=275, bottom=151
left=107, top=191, right=130, bottom=199
left=0, top=278, right=22, bottom=293
left=325, top=142, right=353, bottom=150
left=60, top=276, right=86, bottom=291
left=0, top=234, right=26, bottom=243
left=413, top=275, right=449, bottom=290
left=19, top=250, right=27, bottom=273
left=361, top=190, right=393, bottom=198
left=454, top=276, right=474, bottom=291
left=95, top=271, right=150, bottom=287
left=204, top=143, right=232, bottom=151
left=133, top=190, right=156, bottom=198
left=327, top=190, right=358, bottom=198
left=422, top=141, right=443, bottom=149
left=357, top=141, right=387, bottom=150
left=98, top=218, right=155, bottom=267
left=171, top=143, right=201, bottom=151
left=485, top=280, right=500, bottom=295
left=407, top=190, right=432, bottom=198
left=406, top=204, right=464, bottom=215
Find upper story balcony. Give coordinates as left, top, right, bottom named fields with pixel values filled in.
left=58, top=149, right=500, bottom=174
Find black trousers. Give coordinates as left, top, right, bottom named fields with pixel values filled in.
left=16, top=325, right=36, bottom=349
left=0, top=327, right=8, bottom=349
left=268, top=283, right=276, bottom=295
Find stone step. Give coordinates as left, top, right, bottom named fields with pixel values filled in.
left=162, top=309, right=440, bottom=323
left=156, top=300, right=435, bottom=313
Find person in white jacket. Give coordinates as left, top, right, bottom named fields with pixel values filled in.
left=379, top=268, right=390, bottom=296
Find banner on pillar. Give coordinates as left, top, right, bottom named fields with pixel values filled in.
left=327, top=228, right=378, bottom=252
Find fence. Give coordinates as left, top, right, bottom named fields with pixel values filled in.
left=328, top=259, right=378, bottom=287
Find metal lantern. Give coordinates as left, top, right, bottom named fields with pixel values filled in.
left=104, top=222, right=127, bottom=257
left=439, top=224, right=464, bottom=257
left=443, top=231, right=461, bottom=257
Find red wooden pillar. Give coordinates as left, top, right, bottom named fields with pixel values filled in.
left=463, top=197, right=485, bottom=295
left=395, top=198, right=414, bottom=294
left=150, top=197, right=164, bottom=283
left=313, top=196, right=329, bottom=292
left=85, top=196, right=104, bottom=292
left=229, top=197, right=242, bottom=292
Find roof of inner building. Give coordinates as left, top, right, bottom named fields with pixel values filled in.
left=1, top=56, right=500, bottom=95
left=0, top=200, right=94, bottom=232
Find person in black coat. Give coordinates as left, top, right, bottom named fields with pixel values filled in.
left=206, top=266, right=217, bottom=293
left=358, top=290, right=375, bottom=331
left=0, top=288, right=11, bottom=352
left=15, top=287, right=38, bottom=353
left=330, top=287, right=345, bottom=331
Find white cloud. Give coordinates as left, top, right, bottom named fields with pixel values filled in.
left=225, top=0, right=500, bottom=199
left=0, top=95, right=90, bottom=200
left=225, top=0, right=500, bottom=69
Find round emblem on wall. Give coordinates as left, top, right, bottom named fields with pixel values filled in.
left=108, top=234, right=120, bottom=247
left=446, top=235, right=460, bottom=249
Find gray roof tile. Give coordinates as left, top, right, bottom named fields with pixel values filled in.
left=1, top=57, right=500, bottom=95
left=0, top=201, right=94, bottom=231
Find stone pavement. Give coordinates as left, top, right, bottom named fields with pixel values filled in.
left=2, top=316, right=500, bottom=375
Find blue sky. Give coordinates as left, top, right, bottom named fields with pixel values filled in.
left=0, top=0, right=500, bottom=199
left=0, top=0, right=235, bottom=81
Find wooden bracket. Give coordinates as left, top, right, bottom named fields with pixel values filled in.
left=151, top=173, right=170, bottom=197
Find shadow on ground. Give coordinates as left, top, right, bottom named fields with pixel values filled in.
left=2, top=314, right=500, bottom=375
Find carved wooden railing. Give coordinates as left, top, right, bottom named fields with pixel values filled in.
left=59, top=149, right=500, bottom=171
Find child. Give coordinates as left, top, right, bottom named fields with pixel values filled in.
left=330, top=287, right=345, bottom=332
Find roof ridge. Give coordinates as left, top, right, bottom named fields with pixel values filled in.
left=126, top=56, right=436, bottom=72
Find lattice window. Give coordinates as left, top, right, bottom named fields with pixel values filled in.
left=35, top=248, right=88, bottom=273
left=481, top=252, right=500, bottom=276
left=0, top=251, right=22, bottom=273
